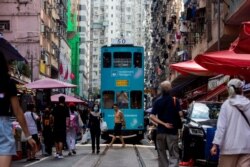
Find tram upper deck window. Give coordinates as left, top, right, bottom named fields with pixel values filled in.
left=103, top=91, right=114, bottom=109
left=103, top=52, right=111, bottom=68
left=114, top=52, right=131, bottom=68
left=134, top=52, right=142, bottom=68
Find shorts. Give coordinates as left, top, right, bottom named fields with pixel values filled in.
left=53, top=130, right=66, bottom=143
left=114, top=123, right=122, bottom=136
left=0, top=117, right=16, bottom=155
left=27, top=134, right=40, bottom=150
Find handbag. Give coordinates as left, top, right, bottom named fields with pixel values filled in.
left=100, top=120, right=108, bottom=132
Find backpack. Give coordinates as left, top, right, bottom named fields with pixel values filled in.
left=69, top=112, right=78, bottom=128
left=173, top=97, right=183, bottom=129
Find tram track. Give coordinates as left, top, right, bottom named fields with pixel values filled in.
left=91, top=145, right=109, bottom=167
left=91, top=144, right=146, bottom=167
left=134, top=145, right=146, bottom=167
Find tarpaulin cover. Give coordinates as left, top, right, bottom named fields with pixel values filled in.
left=170, top=60, right=215, bottom=76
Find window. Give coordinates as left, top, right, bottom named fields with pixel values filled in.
left=0, top=20, right=10, bottom=31
left=103, top=91, right=114, bottom=109
left=78, top=15, right=86, bottom=21
left=114, top=52, right=131, bottom=68
left=134, top=52, right=142, bottom=68
left=103, top=52, right=111, bottom=68
left=78, top=26, right=86, bottom=32
left=116, top=91, right=129, bottom=109
left=131, top=91, right=142, bottom=109
left=79, top=48, right=85, bottom=54
left=78, top=5, right=87, bottom=10
left=79, top=59, right=85, bottom=65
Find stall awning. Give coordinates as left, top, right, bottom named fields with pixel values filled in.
left=197, top=83, right=227, bottom=101
left=194, top=22, right=250, bottom=79
left=195, top=50, right=250, bottom=76
left=170, top=60, right=215, bottom=76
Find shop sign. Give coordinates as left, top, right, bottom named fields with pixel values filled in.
left=208, top=75, right=230, bottom=91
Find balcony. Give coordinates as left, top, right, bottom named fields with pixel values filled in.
left=225, top=0, right=250, bottom=25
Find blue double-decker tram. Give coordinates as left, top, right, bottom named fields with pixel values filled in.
left=100, top=39, right=145, bottom=140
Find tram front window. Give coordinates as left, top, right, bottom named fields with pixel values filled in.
left=114, top=52, right=131, bottom=68
left=103, top=91, right=114, bottom=109
left=103, top=52, right=111, bottom=68
left=134, top=52, right=142, bottom=68
left=116, top=91, right=129, bottom=109
left=131, top=91, right=142, bottom=109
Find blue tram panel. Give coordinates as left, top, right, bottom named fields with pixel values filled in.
left=100, top=43, right=145, bottom=139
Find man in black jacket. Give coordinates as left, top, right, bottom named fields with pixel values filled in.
left=150, top=80, right=182, bottom=167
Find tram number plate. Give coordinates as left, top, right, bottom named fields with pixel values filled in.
left=116, top=80, right=128, bottom=87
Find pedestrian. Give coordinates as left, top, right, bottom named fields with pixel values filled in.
left=66, top=103, right=79, bottom=156
left=24, top=103, right=41, bottom=161
left=41, top=107, right=53, bottom=156
left=210, top=78, right=250, bottom=167
left=0, top=51, right=36, bottom=167
left=88, top=104, right=101, bottom=154
left=109, top=103, right=126, bottom=148
left=150, top=80, right=182, bottom=167
left=52, top=96, right=70, bottom=158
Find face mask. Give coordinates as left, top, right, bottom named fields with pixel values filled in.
left=94, top=107, right=98, bottom=112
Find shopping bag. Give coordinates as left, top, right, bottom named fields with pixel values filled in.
left=100, top=121, right=108, bottom=132
left=81, top=132, right=88, bottom=144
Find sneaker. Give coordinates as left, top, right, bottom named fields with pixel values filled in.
left=92, top=150, right=95, bottom=154
left=54, top=153, right=59, bottom=158
left=58, top=154, right=64, bottom=159
left=72, top=150, right=76, bottom=154
left=96, top=150, right=100, bottom=154
left=68, top=152, right=72, bottom=156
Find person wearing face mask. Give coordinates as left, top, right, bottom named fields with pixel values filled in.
left=88, top=104, right=101, bottom=154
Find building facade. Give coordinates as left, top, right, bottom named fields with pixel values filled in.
left=86, top=0, right=146, bottom=97
left=146, top=0, right=250, bottom=100
left=0, top=0, right=71, bottom=84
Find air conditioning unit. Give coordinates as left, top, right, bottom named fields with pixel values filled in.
left=41, top=24, right=45, bottom=33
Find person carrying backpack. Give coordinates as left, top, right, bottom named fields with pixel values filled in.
left=150, top=80, right=183, bottom=167
left=66, top=103, right=79, bottom=156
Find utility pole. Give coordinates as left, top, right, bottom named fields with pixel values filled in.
left=217, top=0, right=221, bottom=51
left=27, top=50, right=33, bottom=82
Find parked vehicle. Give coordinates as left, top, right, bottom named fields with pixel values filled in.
left=179, top=101, right=222, bottom=166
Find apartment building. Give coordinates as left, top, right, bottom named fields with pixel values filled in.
left=147, top=0, right=250, bottom=100
left=86, top=0, right=146, bottom=97
left=0, top=0, right=70, bottom=84
left=78, top=0, right=91, bottom=99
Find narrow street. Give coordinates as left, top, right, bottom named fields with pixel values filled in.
left=12, top=141, right=159, bottom=167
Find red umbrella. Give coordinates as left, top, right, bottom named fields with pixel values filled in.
left=170, top=60, right=215, bottom=76
left=25, top=78, right=77, bottom=89
left=51, top=93, right=86, bottom=103
left=195, top=22, right=250, bottom=78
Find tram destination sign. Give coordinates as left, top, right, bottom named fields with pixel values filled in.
left=111, top=38, right=133, bottom=45
left=116, top=80, right=129, bottom=87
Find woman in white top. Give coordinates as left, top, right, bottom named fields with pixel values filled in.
left=24, top=104, right=40, bottom=161
left=211, top=78, right=250, bottom=167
